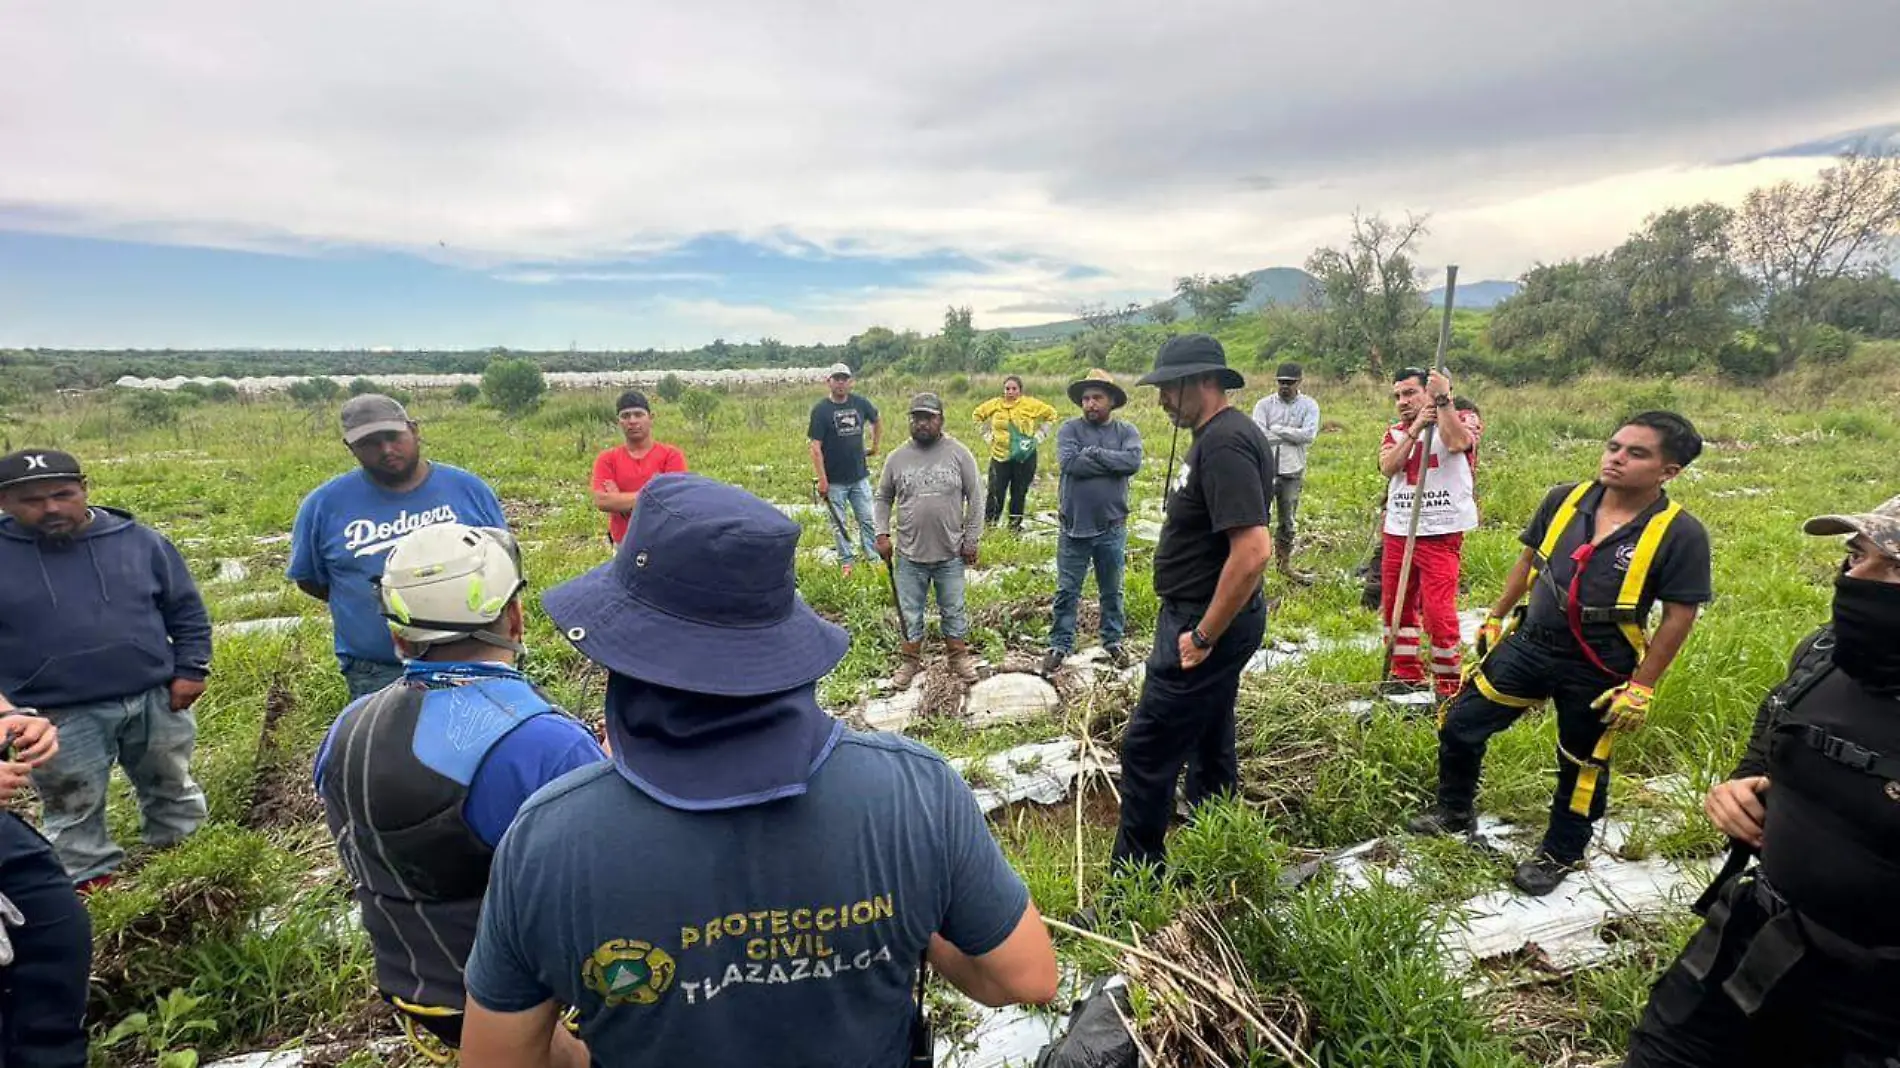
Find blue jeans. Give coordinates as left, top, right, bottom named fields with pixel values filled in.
left=825, top=477, right=878, bottom=563
left=1049, top=527, right=1128, bottom=654
left=29, top=685, right=207, bottom=883
left=895, top=557, right=968, bottom=642
left=341, top=656, right=406, bottom=701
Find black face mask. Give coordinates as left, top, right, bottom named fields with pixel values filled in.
left=1831, top=573, right=1900, bottom=696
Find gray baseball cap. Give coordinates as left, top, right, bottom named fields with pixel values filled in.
left=1805, top=493, right=1900, bottom=560
left=908, top=392, right=944, bottom=415
left=340, top=394, right=413, bottom=444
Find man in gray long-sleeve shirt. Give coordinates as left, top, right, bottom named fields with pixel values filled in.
left=1043, top=370, right=1144, bottom=676
left=1250, top=361, right=1320, bottom=584
left=875, top=392, right=984, bottom=686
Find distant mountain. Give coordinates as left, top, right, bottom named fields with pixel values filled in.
left=1006, top=267, right=1319, bottom=342
left=1424, top=279, right=1520, bottom=309
left=1728, top=121, right=1900, bottom=164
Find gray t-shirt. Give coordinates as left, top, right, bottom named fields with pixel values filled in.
left=465, top=731, right=1030, bottom=1068
left=873, top=436, right=983, bottom=564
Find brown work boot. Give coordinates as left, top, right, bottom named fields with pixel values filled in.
left=1275, top=547, right=1313, bottom=585
left=891, top=642, right=923, bottom=688
left=944, top=639, right=980, bottom=683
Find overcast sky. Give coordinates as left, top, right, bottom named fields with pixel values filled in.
left=3, top=0, right=1898, bottom=349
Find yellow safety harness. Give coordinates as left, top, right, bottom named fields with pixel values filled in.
left=1457, top=483, right=1682, bottom=815
left=1527, top=481, right=1683, bottom=673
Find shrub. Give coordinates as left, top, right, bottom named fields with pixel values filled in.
left=205, top=382, right=240, bottom=402
left=122, top=390, right=180, bottom=425
left=1714, top=333, right=1777, bottom=382
left=1801, top=323, right=1855, bottom=364
left=347, top=377, right=379, bottom=396
left=656, top=373, right=686, bottom=404
left=452, top=382, right=481, bottom=404
left=481, top=358, right=547, bottom=416
left=680, top=388, right=722, bottom=441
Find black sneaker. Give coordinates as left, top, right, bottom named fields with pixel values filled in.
left=1512, top=854, right=1576, bottom=897
left=1040, top=649, right=1066, bottom=677
left=1405, top=805, right=1476, bottom=837
left=1105, top=644, right=1132, bottom=668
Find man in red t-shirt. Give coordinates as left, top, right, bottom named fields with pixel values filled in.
left=591, top=390, right=688, bottom=545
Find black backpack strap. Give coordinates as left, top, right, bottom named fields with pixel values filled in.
left=1692, top=840, right=1757, bottom=917
left=1775, top=626, right=1838, bottom=711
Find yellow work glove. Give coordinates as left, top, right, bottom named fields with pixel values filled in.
left=1593, top=681, right=1654, bottom=733
left=1474, top=616, right=1504, bottom=661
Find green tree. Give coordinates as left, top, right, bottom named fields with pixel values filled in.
left=656, top=373, right=686, bottom=404
left=1149, top=301, right=1179, bottom=326
left=1732, top=152, right=1900, bottom=331
left=481, top=358, right=547, bottom=416
left=347, top=377, right=379, bottom=396
left=975, top=331, right=1011, bottom=372
left=1304, top=211, right=1432, bottom=376
left=843, top=326, right=915, bottom=373
left=1173, top=273, right=1252, bottom=323
left=941, top=306, right=977, bottom=372
left=1489, top=204, right=1752, bottom=378
left=1602, top=203, right=1752, bottom=372
left=451, top=382, right=481, bottom=404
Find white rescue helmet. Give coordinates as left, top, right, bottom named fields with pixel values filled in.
left=377, top=523, right=527, bottom=654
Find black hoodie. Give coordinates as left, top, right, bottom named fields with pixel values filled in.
left=0, top=506, right=211, bottom=708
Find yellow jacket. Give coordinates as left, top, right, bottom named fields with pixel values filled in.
left=970, top=396, right=1059, bottom=462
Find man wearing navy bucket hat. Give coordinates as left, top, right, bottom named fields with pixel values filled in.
left=460, top=474, right=1056, bottom=1068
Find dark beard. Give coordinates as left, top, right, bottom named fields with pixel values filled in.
left=910, top=432, right=941, bottom=447
left=364, top=459, right=420, bottom=487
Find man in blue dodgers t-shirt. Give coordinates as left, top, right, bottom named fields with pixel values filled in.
left=460, top=474, right=1058, bottom=1068
left=289, top=394, right=508, bottom=700
left=314, top=523, right=603, bottom=1060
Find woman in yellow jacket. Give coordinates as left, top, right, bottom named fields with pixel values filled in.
left=971, top=375, right=1059, bottom=531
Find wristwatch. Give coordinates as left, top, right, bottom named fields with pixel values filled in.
left=1433, top=393, right=1452, bottom=408
left=0, top=708, right=36, bottom=719
left=1189, top=626, right=1213, bottom=650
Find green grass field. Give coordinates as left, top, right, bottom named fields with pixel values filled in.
left=8, top=344, right=1897, bottom=1066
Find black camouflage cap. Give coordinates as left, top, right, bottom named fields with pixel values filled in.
left=0, top=449, right=83, bottom=491
left=1804, top=493, right=1900, bottom=560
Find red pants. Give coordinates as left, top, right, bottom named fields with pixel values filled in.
left=1380, top=532, right=1464, bottom=694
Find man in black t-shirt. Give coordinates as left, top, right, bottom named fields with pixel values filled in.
left=807, top=363, right=882, bottom=576
left=1408, top=411, right=1714, bottom=896
left=1109, top=334, right=1275, bottom=874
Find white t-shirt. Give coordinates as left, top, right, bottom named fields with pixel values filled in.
left=1383, top=412, right=1482, bottom=537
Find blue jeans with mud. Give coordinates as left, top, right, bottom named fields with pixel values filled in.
left=895, top=557, right=968, bottom=642
left=28, top=685, right=207, bottom=883
left=1049, top=526, right=1127, bottom=654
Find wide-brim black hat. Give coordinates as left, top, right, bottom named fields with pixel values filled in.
left=1066, top=368, right=1127, bottom=409
left=1136, top=333, right=1244, bottom=391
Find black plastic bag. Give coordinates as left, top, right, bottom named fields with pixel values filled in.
left=1033, top=977, right=1137, bottom=1068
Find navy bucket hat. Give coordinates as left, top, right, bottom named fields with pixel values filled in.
left=542, top=473, right=850, bottom=809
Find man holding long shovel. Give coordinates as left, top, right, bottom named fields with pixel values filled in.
left=1377, top=271, right=1481, bottom=700
left=874, top=393, right=984, bottom=686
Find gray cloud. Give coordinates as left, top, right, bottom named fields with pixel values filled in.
left=2, top=0, right=1897, bottom=337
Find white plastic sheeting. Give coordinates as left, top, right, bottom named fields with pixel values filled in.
left=949, top=739, right=1113, bottom=816
left=1300, top=799, right=1709, bottom=981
